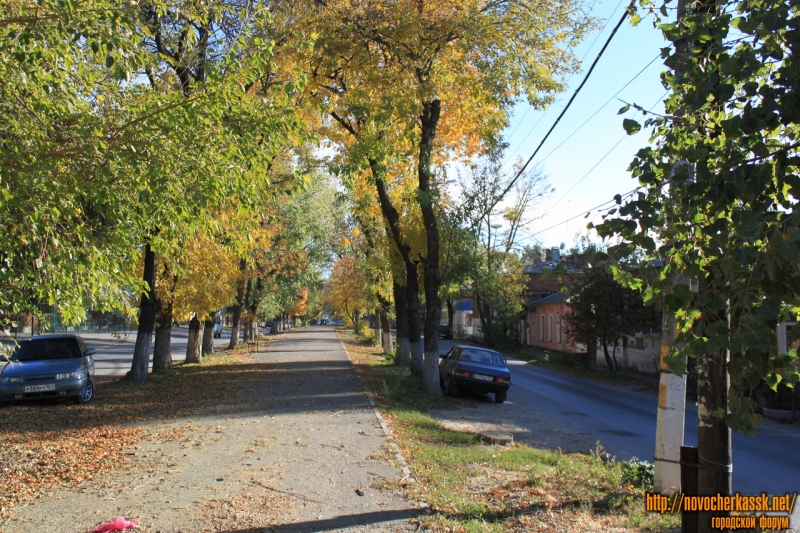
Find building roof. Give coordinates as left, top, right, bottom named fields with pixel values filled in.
left=528, top=292, right=567, bottom=312
left=523, top=261, right=583, bottom=275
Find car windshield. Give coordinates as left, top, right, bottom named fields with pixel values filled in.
left=12, top=338, right=82, bottom=361
left=460, top=348, right=506, bottom=367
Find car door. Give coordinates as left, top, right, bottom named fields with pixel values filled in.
left=441, top=347, right=461, bottom=379
left=77, top=337, right=95, bottom=379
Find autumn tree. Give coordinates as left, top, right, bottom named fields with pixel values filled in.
left=124, top=1, right=308, bottom=380
left=280, top=0, right=591, bottom=393
left=324, top=256, right=371, bottom=325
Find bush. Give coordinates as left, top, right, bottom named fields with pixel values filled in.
left=620, top=459, right=654, bottom=488
left=544, top=350, right=586, bottom=368
left=353, top=320, right=374, bottom=343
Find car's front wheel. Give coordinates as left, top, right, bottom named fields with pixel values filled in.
left=494, top=391, right=507, bottom=404
left=76, top=380, right=94, bottom=404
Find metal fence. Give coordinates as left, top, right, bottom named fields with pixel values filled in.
left=5, top=305, right=134, bottom=339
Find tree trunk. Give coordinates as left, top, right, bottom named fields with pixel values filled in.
left=153, top=264, right=176, bottom=373
left=186, top=315, right=202, bottom=364
left=202, top=319, right=214, bottom=356
left=130, top=243, right=158, bottom=381
left=228, top=282, right=245, bottom=350
left=418, top=99, right=443, bottom=395
left=696, top=347, right=732, bottom=533
left=153, top=322, right=173, bottom=373
left=407, top=282, right=424, bottom=377
left=381, top=310, right=392, bottom=354
left=393, top=281, right=410, bottom=366
left=446, top=297, right=455, bottom=338
left=371, top=163, right=423, bottom=376
left=602, top=340, right=615, bottom=371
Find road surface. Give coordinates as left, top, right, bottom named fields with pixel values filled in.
left=435, top=338, right=800, bottom=528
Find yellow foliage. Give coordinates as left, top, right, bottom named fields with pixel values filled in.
left=159, top=234, right=242, bottom=321
left=287, top=289, right=309, bottom=317
left=324, top=256, right=370, bottom=321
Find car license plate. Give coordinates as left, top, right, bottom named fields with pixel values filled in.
left=24, top=384, right=55, bottom=393
left=472, top=374, right=492, bottom=381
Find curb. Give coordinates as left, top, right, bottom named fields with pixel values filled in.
left=340, top=340, right=416, bottom=483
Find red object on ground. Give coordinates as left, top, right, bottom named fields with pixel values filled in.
left=92, top=517, right=139, bottom=532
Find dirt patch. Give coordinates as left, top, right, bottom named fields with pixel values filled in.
left=428, top=401, right=598, bottom=454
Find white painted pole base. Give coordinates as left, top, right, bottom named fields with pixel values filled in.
left=654, top=359, right=687, bottom=494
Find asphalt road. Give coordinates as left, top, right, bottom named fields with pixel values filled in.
left=2, top=326, right=247, bottom=381
left=437, top=338, right=800, bottom=527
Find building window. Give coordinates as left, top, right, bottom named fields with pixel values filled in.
left=539, top=314, right=545, bottom=341
left=557, top=314, right=562, bottom=343
left=548, top=314, right=553, bottom=342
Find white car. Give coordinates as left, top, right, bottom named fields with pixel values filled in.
left=213, top=313, right=223, bottom=338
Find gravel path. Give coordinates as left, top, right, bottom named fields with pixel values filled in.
left=2, top=327, right=417, bottom=533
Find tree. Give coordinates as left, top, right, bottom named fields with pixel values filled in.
left=594, top=0, right=800, bottom=519
left=324, top=256, right=371, bottom=325
left=460, top=160, right=550, bottom=346
left=125, top=1, right=308, bottom=379
left=563, top=267, right=660, bottom=371
left=0, top=1, right=152, bottom=327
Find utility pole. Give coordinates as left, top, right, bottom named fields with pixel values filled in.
left=653, top=0, right=689, bottom=495
left=653, top=307, right=686, bottom=494
left=652, top=2, right=733, bottom=532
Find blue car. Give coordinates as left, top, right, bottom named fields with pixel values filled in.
left=439, top=345, right=511, bottom=403
left=1, top=334, right=96, bottom=404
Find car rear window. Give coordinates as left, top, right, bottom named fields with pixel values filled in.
left=460, top=348, right=506, bottom=367
left=12, top=338, right=82, bottom=361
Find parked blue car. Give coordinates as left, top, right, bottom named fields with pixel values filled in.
left=439, top=345, right=511, bottom=403
left=1, top=334, right=96, bottom=404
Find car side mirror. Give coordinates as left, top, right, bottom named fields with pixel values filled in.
left=439, top=353, right=446, bottom=359
left=85, top=348, right=96, bottom=356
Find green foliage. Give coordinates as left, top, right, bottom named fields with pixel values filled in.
left=1, top=1, right=304, bottom=328
left=563, top=267, right=660, bottom=372
left=595, top=0, right=800, bottom=433
left=620, top=459, right=655, bottom=488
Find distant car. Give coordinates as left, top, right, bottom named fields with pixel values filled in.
left=213, top=313, right=223, bottom=338
left=439, top=345, right=510, bottom=404
left=1, top=334, right=96, bottom=404
left=438, top=324, right=453, bottom=340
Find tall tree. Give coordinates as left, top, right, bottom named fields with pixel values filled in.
left=461, top=160, right=550, bottom=346
left=595, top=0, right=800, bottom=522
left=295, top=0, right=590, bottom=393
left=563, top=267, right=660, bottom=371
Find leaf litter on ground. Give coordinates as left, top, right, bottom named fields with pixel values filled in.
left=0, top=346, right=261, bottom=519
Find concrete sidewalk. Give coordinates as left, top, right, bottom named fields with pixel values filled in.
left=1, top=326, right=417, bottom=533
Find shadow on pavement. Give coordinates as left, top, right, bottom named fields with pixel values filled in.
left=215, top=508, right=419, bottom=533
left=1, top=358, right=376, bottom=433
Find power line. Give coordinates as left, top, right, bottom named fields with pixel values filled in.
left=536, top=53, right=661, bottom=165
left=542, top=89, right=669, bottom=215
left=502, top=0, right=627, bottom=167
left=496, top=0, right=636, bottom=203
left=518, top=186, right=643, bottom=241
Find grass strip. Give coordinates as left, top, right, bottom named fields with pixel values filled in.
left=338, top=329, right=679, bottom=533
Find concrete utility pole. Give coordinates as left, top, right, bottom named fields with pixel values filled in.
left=653, top=0, right=689, bottom=496
left=653, top=311, right=687, bottom=493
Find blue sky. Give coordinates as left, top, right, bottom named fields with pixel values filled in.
left=501, top=0, right=672, bottom=251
